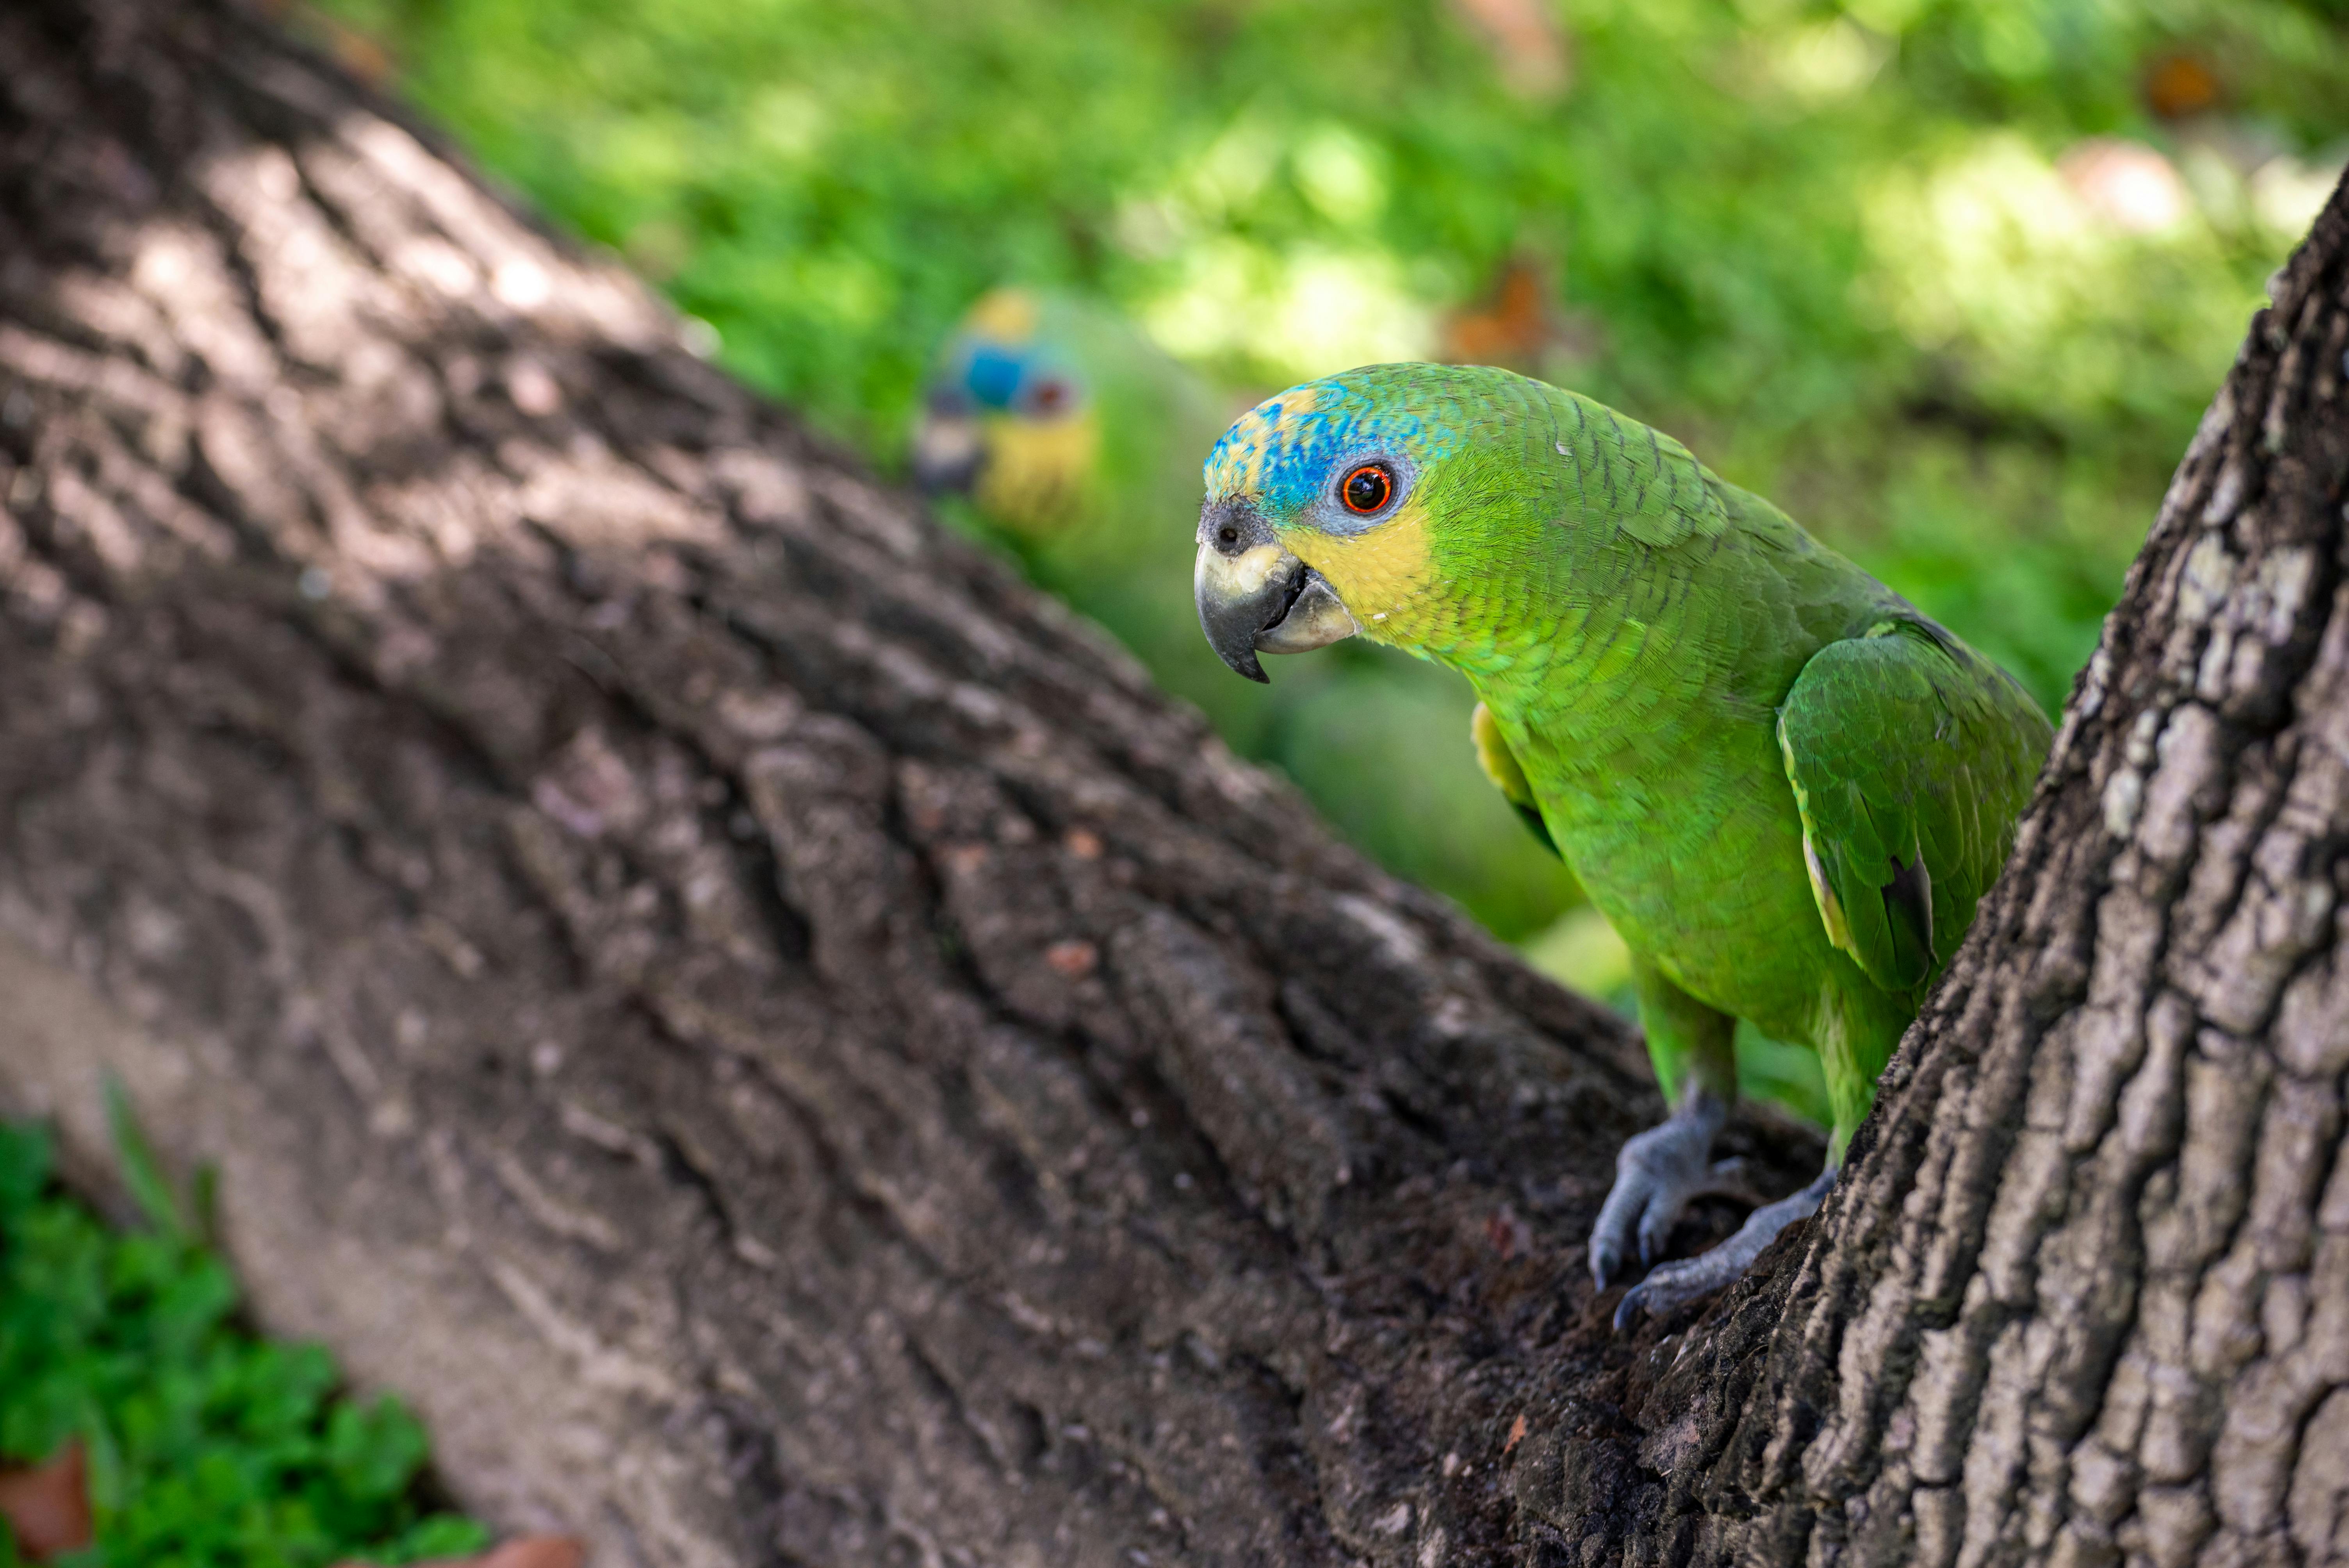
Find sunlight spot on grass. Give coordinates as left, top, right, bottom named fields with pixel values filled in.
left=1292, top=124, right=1388, bottom=228
left=1769, top=19, right=1890, bottom=102
left=1144, top=241, right=1432, bottom=380
left=2252, top=154, right=2348, bottom=243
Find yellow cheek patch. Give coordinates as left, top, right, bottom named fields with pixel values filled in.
left=976, top=410, right=1100, bottom=536
left=1286, top=499, right=1436, bottom=644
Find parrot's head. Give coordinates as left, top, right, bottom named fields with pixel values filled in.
left=912, top=289, right=1101, bottom=536
left=1194, top=362, right=1561, bottom=682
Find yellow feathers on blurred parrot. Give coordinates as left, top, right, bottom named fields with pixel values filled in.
left=1192, top=363, right=2050, bottom=1324
left=913, top=290, right=1583, bottom=938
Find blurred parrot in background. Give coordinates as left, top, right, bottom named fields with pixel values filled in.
left=1192, top=363, right=2050, bottom=1324
left=912, top=288, right=1240, bottom=723
left=913, top=290, right=1583, bottom=939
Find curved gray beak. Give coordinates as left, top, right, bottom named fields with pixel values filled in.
left=1194, top=498, right=1361, bottom=683
left=912, top=408, right=984, bottom=495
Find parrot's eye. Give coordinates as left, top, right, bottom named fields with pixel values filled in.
left=1029, top=378, right=1072, bottom=415
left=1341, top=463, right=1395, bottom=516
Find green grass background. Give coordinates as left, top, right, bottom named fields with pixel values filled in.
left=308, top=0, right=2346, bottom=945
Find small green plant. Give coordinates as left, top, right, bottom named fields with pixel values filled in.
left=0, top=1105, right=488, bottom=1567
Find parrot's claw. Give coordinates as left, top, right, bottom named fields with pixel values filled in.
left=1588, top=1090, right=1748, bottom=1289
left=1611, top=1164, right=1837, bottom=1329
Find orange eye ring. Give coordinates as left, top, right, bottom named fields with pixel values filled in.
left=1341, top=463, right=1394, bottom=515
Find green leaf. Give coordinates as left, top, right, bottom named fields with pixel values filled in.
left=0, top=1122, right=52, bottom=1220
left=325, top=1396, right=429, bottom=1504
left=103, top=1080, right=184, bottom=1241
left=0, top=1113, right=489, bottom=1561
left=381, top=1514, right=494, bottom=1564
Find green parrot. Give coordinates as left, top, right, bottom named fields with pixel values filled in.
left=1192, top=363, right=2050, bottom=1324
left=911, top=287, right=1244, bottom=723
left=913, top=290, right=1584, bottom=938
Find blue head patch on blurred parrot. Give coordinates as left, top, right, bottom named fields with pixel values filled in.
left=912, top=289, right=1105, bottom=534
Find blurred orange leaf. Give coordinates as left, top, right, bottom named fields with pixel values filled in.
left=1444, top=259, right=1552, bottom=366
left=2145, top=53, right=2221, bottom=120
left=1443, top=257, right=1602, bottom=372
left=0, top=1445, right=94, bottom=1563
left=338, top=1536, right=587, bottom=1568
left=476, top=1538, right=588, bottom=1568
left=1446, top=0, right=1570, bottom=99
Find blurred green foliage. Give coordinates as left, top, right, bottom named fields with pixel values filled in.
left=0, top=1117, right=488, bottom=1566
left=314, top=0, right=2342, bottom=951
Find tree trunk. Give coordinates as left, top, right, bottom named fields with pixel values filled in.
left=0, top=1, right=2340, bottom=1565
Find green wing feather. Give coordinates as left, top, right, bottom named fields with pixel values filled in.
left=1470, top=702, right=1559, bottom=857
left=1776, top=620, right=2050, bottom=995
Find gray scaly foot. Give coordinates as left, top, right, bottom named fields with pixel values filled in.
left=1588, top=1089, right=1758, bottom=1289
left=1612, top=1162, right=1837, bottom=1329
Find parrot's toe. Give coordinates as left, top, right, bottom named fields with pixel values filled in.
left=1587, top=1090, right=1739, bottom=1288
left=1634, top=1156, right=1752, bottom=1266
left=1610, top=1163, right=1838, bottom=1329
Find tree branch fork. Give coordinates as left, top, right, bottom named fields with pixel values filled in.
left=2, top=3, right=2345, bottom=1564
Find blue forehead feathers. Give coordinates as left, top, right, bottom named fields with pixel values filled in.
left=1203, top=373, right=1451, bottom=518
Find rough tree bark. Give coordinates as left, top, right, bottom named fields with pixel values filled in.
left=0, top=1, right=2341, bottom=1565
